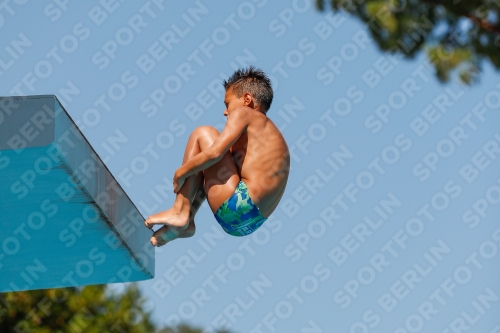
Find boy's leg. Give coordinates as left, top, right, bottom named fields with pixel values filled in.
left=146, top=126, right=240, bottom=244
left=150, top=184, right=205, bottom=246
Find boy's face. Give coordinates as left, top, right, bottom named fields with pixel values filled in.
left=223, top=88, right=246, bottom=117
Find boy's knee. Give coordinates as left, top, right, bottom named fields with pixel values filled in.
left=194, top=125, right=219, bottom=138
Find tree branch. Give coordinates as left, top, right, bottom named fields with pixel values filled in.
left=466, top=13, right=500, bottom=34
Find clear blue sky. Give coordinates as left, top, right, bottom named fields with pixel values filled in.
left=1, top=1, right=500, bottom=332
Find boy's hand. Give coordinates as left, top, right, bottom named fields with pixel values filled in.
left=173, top=170, right=185, bottom=193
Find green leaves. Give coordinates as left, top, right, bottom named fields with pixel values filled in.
left=0, top=285, right=155, bottom=333
left=0, top=285, right=234, bottom=333
left=366, top=1, right=398, bottom=33
left=316, top=0, right=500, bottom=84
left=427, top=44, right=476, bottom=83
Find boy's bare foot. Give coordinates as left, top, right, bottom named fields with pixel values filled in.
left=150, top=219, right=195, bottom=247
left=144, top=204, right=190, bottom=230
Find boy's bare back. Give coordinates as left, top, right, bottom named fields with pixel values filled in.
left=231, top=107, right=290, bottom=217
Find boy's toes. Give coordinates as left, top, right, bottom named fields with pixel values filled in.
left=151, top=226, right=178, bottom=247
left=150, top=236, right=163, bottom=247
left=144, top=216, right=156, bottom=229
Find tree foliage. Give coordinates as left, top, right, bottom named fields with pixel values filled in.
left=0, top=285, right=234, bottom=333
left=0, top=284, right=156, bottom=333
left=315, top=0, right=500, bottom=83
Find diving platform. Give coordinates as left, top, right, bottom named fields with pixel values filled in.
left=0, top=95, right=154, bottom=292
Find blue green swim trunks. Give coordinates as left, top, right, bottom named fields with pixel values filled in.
left=214, top=181, right=267, bottom=236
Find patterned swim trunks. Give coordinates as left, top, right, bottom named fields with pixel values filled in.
left=214, top=181, right=267, bottom=236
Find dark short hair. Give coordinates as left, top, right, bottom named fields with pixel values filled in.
left=223, top=66, right=273, bottom=112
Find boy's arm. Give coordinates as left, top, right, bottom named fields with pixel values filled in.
left=174, top=107, right=249, bottom=190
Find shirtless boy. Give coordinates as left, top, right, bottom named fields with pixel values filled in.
left=144, top=67, right=290, bottom=246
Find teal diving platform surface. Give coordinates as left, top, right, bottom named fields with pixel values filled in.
left=0, top=95, right=154, bottom=292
